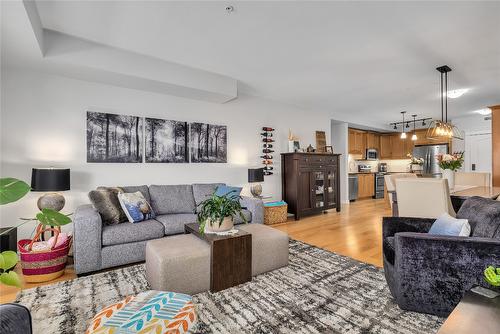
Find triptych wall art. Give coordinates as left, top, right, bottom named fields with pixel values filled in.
left=86, top=111, right=227, bottom=163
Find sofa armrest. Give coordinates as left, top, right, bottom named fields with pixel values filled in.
left=382, top=216, right=435, bottom=238
left=394, top=232, right=500, bottom=316
left=240, top=196, right=264, bottom=224
left=73, top=204, right=103, bottom=274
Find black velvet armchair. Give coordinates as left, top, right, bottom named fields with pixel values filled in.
left=383, top=196, right=500, bottom=317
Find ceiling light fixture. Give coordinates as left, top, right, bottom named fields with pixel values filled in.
left=400, top=111, right=407, bottom=139
left=393, top=124, right=397, bottom=130
left=422, top=120, right=426, bottom=126
left=411, top=114, right=418, bottom=141
left=427, top=65, right=464, bottom=140
left=447, top=88, right=468, bottom=99
left=473, top=108, right=492, bottom=116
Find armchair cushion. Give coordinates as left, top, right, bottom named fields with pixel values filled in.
left=457, top=196, right=500, bottom=238
left=428, top=213, right=470, bottom=236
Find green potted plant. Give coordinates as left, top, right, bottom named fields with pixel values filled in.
left=0, top=177, right=72, bottom=288
left=197, top=192, right=247, bottom=234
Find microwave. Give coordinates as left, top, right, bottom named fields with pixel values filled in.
left=365, top=149, right=378, bottom=160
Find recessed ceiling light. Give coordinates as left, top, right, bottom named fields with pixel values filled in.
left=473, top=108, right=492, bottom=116
left=446, top=88, right=468, bottom=99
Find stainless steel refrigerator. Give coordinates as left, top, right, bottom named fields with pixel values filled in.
left=413, top=144, right=448, bottom=178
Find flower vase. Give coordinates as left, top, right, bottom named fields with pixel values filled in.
left=441, top=169, right=455, bottom=190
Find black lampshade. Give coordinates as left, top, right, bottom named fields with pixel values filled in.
left=248, top=168, right=264, bottom=183
left=31, top=168, right=70, bottom=192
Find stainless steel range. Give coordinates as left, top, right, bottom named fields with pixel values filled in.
left=374, top=172, right=386, bottom=199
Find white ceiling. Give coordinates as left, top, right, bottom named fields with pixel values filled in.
left=3, top=1, right=500, bottom=126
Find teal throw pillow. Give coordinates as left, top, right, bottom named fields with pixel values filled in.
left=215, top=185, right=242, bottom=200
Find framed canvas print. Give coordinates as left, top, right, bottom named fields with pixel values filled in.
left=145, top=118, right=188, bottom=163
left=315, top=131, right=326, bottom=153
left=87, top=111, right=143, bottom=163
left=190, top=123, right=227, bottom=163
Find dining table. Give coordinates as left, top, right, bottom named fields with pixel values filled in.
left=388, top=185, right=500, bottom=217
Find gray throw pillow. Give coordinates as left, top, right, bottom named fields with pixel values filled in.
left=88, top=187, right=128, bottom=225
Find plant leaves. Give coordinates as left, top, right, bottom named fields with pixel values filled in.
left=36, top=208, right=72, bottom=226
left=0, top=271, right=22, bottom=288
left=0, top=178, right=30, bottom=205
left=0, top=251, right=18, bottom=271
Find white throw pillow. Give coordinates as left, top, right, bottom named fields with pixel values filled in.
left=429, top=213, right=470, bottom=237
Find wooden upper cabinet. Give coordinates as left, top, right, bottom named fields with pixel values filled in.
left=379, top=135, right=392, bottom=159
left=348, top=129, right=366, bottom=155
left=366, top=133, right=380, bottom=151
left=405, top=135, right=415, bottom=157
left=391, top=133, right=406, bottom=159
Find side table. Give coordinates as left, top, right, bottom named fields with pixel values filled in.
left=184, top=223, right=252, bottom=292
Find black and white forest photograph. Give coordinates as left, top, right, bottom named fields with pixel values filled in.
left=86, top=111, right=143, bottom=163
left=145, top=118, right=188, bottom=163
left=190, top=122, right=227, bottom=163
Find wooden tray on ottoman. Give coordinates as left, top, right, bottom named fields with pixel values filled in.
left=184, top=223, right=252, bottom=292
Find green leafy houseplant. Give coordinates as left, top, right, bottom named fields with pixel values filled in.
left=197, top=193, right=247, bottom=234
left=0, top=177, right=72, bottom=288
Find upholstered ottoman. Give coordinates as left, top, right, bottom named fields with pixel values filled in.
left=238, top=224, right=289, bottom=276
left=146, top=235, right=210, bottom=295
left=86, top=290, right=196, bottom=333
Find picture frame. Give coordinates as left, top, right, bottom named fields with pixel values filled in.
left=325, top=145, right=333, bottom=154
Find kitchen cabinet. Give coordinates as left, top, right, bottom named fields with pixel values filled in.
left=348, top=129, right=366, bottom=155
left=357, top=173, right=375, bottom=198
left=379, top=135, right=393, bottom=159
left=391, top=133, right=406, bottom=159
left=281, top=153, right=341, bottom=220
left=366, top=133, right=380, bottom=151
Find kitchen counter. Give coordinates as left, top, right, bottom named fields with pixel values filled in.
left=348, top=171, right=413, bottom=174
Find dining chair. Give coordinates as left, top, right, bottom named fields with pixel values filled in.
left=395, top=178, right=456, bottom=218
left=455, top=172, right=491, bottom=187
left=384, top=173, right=417, bottom=209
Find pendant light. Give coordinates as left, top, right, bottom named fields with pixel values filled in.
left=400, top=111, right=407, bottom=139
left=426, top=65, right=464, bottom=140
left=411, top=114, right=417, bottom=141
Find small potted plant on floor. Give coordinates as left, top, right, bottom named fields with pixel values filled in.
left=197, top=192, right=247, bottom=234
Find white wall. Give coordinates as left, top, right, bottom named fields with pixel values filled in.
left=331, top=121, right=348, bottom=203
left=451, top=114, right=492, bottom=153
left=0, top=68, right=333, bottom=239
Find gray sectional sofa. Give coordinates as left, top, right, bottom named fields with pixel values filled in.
left=73, top=183, right=264, bottom=275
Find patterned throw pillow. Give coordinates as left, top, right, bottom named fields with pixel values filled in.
left=118, top=191, right=156, bottom=223
left=88, top=187, right=127, bottom=225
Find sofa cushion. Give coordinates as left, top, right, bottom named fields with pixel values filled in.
left=155, top=214, right=198, bottom=236
left=234, top=209, right=252, bottom=225
left=102, top=219, right=164, bottom=246
left=457, top=196, right=500, bottom=239
left=149, top=185, right=196, bottom=214
left=192, top=183, right=225, bottom=209
left=121, top=185, right=151, bottom=204
left=89, top=187, right=127, bottom=225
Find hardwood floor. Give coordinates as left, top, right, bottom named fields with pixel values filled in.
left=0, top=198, right=390, bottom=303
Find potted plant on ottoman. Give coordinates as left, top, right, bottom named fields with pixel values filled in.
left=197, top=193, right=247, bottom=234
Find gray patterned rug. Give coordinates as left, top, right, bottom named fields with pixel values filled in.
left=16, top=240, right=443, bottom=333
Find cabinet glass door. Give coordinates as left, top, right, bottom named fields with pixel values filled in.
left=326, top=168, right=336, bottom=207
left=314, top=171, right=325, bottom=208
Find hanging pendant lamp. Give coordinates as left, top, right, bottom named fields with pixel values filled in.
left=426, top=65, right=464, bottom=140
left=411, top=114, right=418, bottom=141
left=400, top=111, right=407, bottom=139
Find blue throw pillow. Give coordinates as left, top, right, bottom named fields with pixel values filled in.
left=215, top=185, right=242, bottom=200
left=117, top=191, right=156, bottom=223
left=428, top=213, right=471, bottom=236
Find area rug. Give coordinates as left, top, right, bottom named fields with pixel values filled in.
left=15, top=240, right=443, bottom=333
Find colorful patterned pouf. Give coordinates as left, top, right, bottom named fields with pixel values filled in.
left=86, top=290, right=196, bottom=334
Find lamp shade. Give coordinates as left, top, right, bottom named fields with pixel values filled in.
left=31, top=168, right=70, bottom=192
left=248, top=168, right=264, bottom=183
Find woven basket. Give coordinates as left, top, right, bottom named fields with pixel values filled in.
left=264, top=202, right=288, bottom=225
left=18, top=226, right=72, bottom=283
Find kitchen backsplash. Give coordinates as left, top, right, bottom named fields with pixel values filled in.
left=348, top=155, right=410, bottom=173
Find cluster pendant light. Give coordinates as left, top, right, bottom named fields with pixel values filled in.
left=426, top=65, right=464, bottom=140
